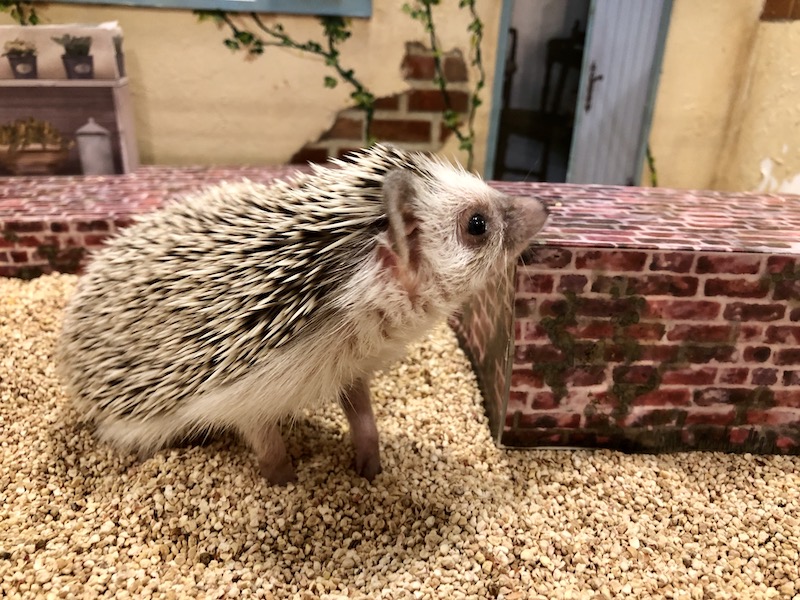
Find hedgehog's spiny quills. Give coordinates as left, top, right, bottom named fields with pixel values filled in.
left=57, top=144, right=549, bottom=484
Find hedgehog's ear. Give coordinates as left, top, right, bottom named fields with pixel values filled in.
left=382, top=169, right=421, bottom=271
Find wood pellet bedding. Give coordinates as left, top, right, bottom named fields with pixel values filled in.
left=1, top=274, right=799, bottom=599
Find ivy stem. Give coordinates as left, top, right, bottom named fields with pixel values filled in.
left=421, top=2, right=467, bottom=146
left=646, top=144, right=658, bottom=187
left=464, top=0, right=485, bottom=168
left=407, top=0, right=484, bottom=171
left=243, top=13, right=374, bottom=140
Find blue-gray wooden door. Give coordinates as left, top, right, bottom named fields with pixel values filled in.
left=566, top=0, right=673, bottom=185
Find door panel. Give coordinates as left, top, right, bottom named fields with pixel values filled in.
left=567, top=0, right=672, bottom=185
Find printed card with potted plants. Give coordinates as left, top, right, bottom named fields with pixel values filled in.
left=0, top=22, right=135, bottom=177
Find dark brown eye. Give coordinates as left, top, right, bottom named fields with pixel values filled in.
left=467, top=214, right=487, bottom=236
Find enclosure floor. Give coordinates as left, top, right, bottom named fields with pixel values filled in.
left=2, top=274, right=800, bottom=599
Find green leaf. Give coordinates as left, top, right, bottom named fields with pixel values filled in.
left=351, top=90, right=375, bottom=109
left=324, top=76, right=338, bottom=88
left=235, top=30, right=255, bottom=45
left=223, top=38, right=240, bottom=51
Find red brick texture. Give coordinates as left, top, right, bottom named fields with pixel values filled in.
left=502, top=246, right=800, bottom=452
left=290, top=41, right=471, bottom=163
left=0, top=165, right=311, bottom=277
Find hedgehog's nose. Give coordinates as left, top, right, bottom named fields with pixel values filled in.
left=515, top=195, right=549, bottom=234
left=505, top=195, right=549, bottom=255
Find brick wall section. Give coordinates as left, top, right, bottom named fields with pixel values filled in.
left=508, top=248, right=800, bottom=452
left=290, top=42, right=470, bottom=163
left=2, top=170, right=800, bottom=454
left=0, top=165, right=310, bottom=277
left=450, top=263, right=516, bottom=444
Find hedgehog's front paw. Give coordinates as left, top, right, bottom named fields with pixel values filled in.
left=355, top=449, right=382, bottom=482
left=260, top=457, right=298, bottom=486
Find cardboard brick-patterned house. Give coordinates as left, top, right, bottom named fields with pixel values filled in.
left=453, top=182, right=800, bottom=454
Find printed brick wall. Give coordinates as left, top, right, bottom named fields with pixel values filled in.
left=486, top=181, right=800, bottom=454
left=0, top=165, right=310, bottom=278
left=290, top=42, right=470, bottom=163
left=507, top=247, right=800, bottom=452
left=451, top=263, right=516, bottom=443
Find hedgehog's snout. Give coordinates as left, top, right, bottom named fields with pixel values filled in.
left=504, top=195, right=549, bottom=255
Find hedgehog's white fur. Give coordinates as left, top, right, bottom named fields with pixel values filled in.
left=57, top=144, right=548, bottom=480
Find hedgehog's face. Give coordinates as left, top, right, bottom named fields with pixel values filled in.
left=381, top=160, right=549, bottom=307
left=430, top=170, right=549, bottom=299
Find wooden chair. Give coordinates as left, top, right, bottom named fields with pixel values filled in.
left=493, top=23, right=585, bottom=181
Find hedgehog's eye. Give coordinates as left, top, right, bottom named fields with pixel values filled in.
left=467, top=214, right=487, bottom=236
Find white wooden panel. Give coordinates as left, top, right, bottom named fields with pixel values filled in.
left=567, top=0, right=670, bottom=185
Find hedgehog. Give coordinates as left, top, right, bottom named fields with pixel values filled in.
left=56, top=144, right=549, bottom=485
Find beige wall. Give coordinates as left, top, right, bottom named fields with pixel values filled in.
left=649, top=0, right=800, bottom=193
left=647, top=0, right=763, bottom=190
left=714, top=21, right=800, bottom=193
left=2, top=2, right=501, bottom=173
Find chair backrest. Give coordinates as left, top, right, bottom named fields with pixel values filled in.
left=540, top=21, right=586, bottom=115
left=500, top=27, right=519, bottom=109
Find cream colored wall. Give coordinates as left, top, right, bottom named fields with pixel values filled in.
left=646, top=0, right=763, bottom=190
left=713, top=21, right=800, bottom=193
left=2, top=2, right=501, bottom=172
left=649, top=0, right=800, bottom=193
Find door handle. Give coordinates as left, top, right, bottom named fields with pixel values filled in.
left=585, top=61, right=604, bottom=112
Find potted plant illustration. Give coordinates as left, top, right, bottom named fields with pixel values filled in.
left=52, top=34, right=94, bottom=79
left=2, top=39, right=37, bottom=79
left=0, top=118, right=75, bottom=176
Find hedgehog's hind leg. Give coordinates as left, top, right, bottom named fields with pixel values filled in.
left=240, top=422, right=297, bottom=486
left=340, top=378, right=382, bottom=481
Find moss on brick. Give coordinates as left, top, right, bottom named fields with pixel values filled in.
left=764, top=261, right=800, bottom=307
left=35, top=244, right=85, bottom=274
left=2, top=229, right=20, bottom=243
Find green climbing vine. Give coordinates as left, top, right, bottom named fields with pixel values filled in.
left=646, top=144, right=658, bottom=187
left=0, top=1, right=40, bottom=25
left=403, top=0, right=484, bottom=169
left=536, top=285, right=649, bottom=419
left=196, top=11, right=376, bottom=141
left=197, top=3, right=485, bottom=169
